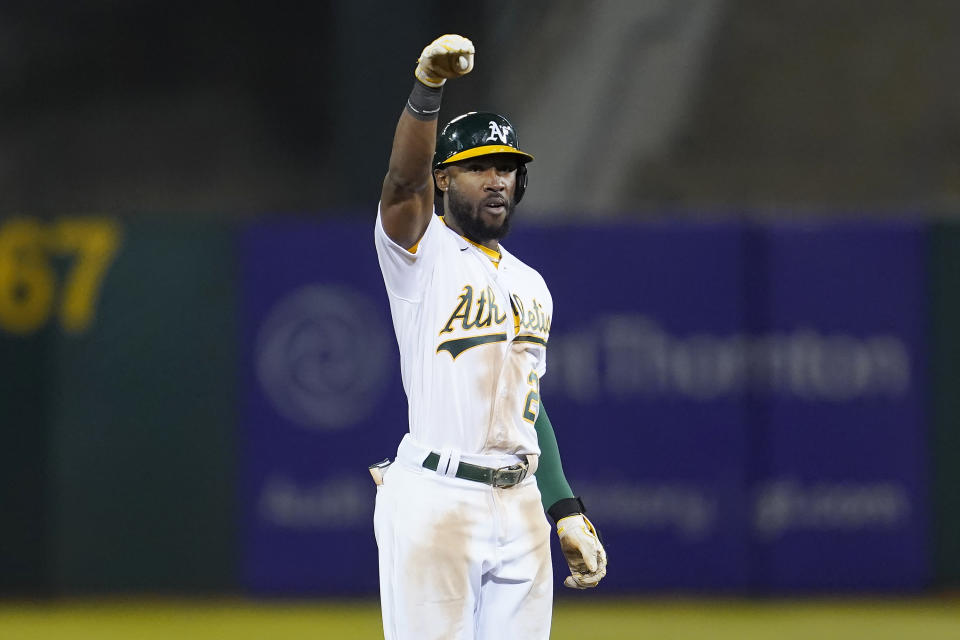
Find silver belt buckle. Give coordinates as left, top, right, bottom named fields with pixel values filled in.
left=492, top=463, right=528, bottom=488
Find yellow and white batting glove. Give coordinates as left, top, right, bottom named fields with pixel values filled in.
left=557, top=514, right=608, bottom=589
left=415, top=34, right=475, bottom=87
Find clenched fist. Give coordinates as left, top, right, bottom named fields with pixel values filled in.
left=557, top=514, right=608, bottom=589
left=415, top=34, right=475, bottom=87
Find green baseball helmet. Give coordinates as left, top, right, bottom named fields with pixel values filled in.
left=434, top=111, right=534, bottom=202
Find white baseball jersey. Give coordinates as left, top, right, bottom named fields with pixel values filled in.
left=374, top=206, right=552, bottom=457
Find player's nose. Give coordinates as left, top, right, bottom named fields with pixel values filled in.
left=483, top=168, right=506, bottom=191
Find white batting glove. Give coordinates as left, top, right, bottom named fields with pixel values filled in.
left=415, top=34, right=475, bottom=87
left=557, top=514, right=608, bottom=589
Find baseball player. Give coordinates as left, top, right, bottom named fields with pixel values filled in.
left=372, top=34, right=607, bottom=639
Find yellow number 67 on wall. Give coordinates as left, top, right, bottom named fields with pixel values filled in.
left=0, top=217, right=121, bottom=334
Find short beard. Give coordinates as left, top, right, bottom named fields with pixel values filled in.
left=445, top=183, right=515, bottom=244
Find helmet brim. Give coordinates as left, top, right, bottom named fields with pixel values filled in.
left=439, top=144, right=534, bottom=166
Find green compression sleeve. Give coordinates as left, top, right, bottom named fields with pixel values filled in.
left=533, top=402, right=576, bottom=515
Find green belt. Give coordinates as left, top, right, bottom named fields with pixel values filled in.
left=422, top=452, right=529, bottom=488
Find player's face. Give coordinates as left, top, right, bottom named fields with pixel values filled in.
left=441, top=155, right=520, bottom=243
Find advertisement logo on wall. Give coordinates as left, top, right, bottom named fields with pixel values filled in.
left=545, top=314, right=911, bottom=403
left=255, top=285, right=391, bottom=430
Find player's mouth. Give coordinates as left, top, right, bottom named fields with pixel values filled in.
left=481, top=196, right=507, bottom=215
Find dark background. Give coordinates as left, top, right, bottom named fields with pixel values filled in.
left=2, top=0, right=957, bottom=218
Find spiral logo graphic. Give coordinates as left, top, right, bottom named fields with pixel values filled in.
left=255, top=285, right=391, bottom=429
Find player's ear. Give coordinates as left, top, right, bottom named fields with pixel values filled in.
left=434, top=168, right=449, bottom=192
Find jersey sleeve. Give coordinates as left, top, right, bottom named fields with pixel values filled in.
left=374, top=204, right=441, bottom=302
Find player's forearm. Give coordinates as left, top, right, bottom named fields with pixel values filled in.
left=383, top=102, right=439, bottom=197
left=532, top=403, right=577, bottom=517
left=380, top=36, right=474, bottom=249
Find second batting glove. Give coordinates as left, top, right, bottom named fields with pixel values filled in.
left=557, top=514, right=608, bottom=589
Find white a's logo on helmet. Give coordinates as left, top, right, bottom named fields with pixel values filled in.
left=485, top=121, right=511, bottom=144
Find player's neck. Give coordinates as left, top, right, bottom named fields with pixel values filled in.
left=440, top=215, right=501, bottom=253
left=439, top=216, right=502, bottom=264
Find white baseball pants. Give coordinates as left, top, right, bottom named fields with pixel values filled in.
left=374, top=435, right=553, bottom=640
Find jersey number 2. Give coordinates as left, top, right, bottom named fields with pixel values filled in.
left=522, top=371, right=540, bottom=424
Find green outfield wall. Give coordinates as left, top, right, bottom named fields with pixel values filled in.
left=931, top=222, right=960, bottom=587
left=49, top=219, right=238, bottom=591
left=0, top=328, right=52, bottom=594
left=0, top=217, right=237, bottom=593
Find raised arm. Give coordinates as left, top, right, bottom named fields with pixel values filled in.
left=380, top=35, right=475, bottom=249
